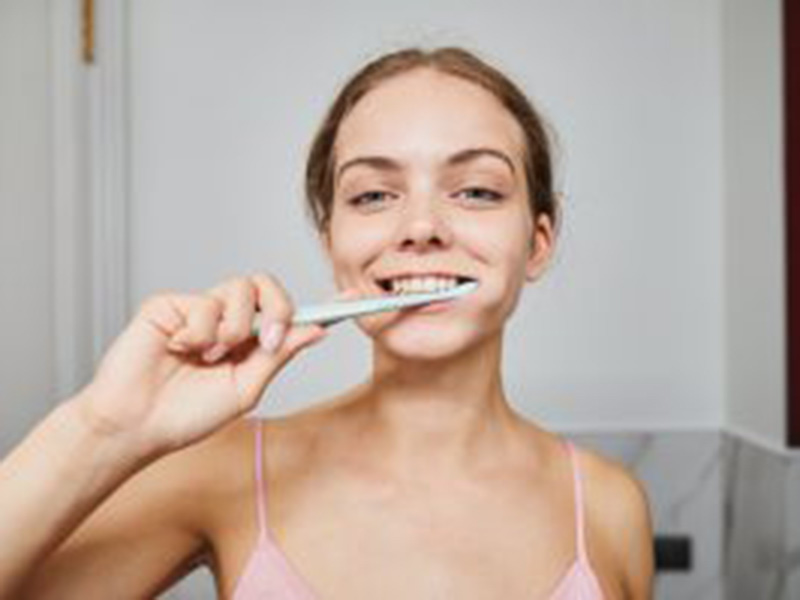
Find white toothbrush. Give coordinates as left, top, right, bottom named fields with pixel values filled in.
left=252, top=280, right=479, bottom=332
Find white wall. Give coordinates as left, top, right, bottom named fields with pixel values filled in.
left=722, top=0, right=786, bottom=449
left=0, top=0, right=55, bottom=454
left=129, top=0, right=726, bottom=431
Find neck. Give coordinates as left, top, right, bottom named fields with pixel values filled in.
left=350, top=331, right=521, bottom=477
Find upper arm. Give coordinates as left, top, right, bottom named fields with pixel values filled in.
left=18, top=418, right=248, bottom=600
left=599, top=463, right=655, bottom=600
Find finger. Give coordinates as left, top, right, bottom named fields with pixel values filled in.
left=279, top=323, right=329, bottom=357
left=250, top=274, right=294, bottom=352
left=254, top=286, right=358, bottom=356
left=233, top=323, right=329, bottom=405
left=136, top=293, right=189, bottom=339
left=167, top=295, right=224, bottom=351
left=204, top=277, right=259, bottom=361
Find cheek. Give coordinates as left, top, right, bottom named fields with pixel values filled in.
left=489, top=210, right=534, bottom=276
left=327, top=219, right=393, bottom=283
left=334, top=222, right=390, bottom=258
left=463, top=227, right=531, bottom=320
left=461, top=217, right=529, bottom=271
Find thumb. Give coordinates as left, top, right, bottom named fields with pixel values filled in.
left=228, top=290, right=359, bottom=409
left=232, top=322, right=328, bottom=406
left=279, top=322, right=329, bottom=357
left=331, top=286, right=363, bottom=303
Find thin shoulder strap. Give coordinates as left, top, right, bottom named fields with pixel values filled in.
left=253, top=418, right=269, bottom=539
left=565, top=440, right=589, bottom=562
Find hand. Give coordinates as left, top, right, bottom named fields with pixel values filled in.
left=72, top=274, right=354, bottom=457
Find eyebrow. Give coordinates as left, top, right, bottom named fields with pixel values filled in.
left=335, top=147, right=517, bottom=183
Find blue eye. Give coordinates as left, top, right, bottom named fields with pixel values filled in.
left=349, top=190, right=390, bottom=206
left=458, top=187, right=504, bottom=202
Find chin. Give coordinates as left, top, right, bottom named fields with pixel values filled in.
left=369, top=319, right=491, bottom=360
left=379, top=340, right=473, bottom=362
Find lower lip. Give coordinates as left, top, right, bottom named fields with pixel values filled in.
left=405, top=296, right=463, bottom=315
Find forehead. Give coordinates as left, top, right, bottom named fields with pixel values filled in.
left=334, top=69, right=526, bottom=169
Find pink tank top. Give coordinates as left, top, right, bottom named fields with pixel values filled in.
left=232, top=419, right=605, bottom=599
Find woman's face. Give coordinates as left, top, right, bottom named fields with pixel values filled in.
left=323, top=68, right=553, bottom=358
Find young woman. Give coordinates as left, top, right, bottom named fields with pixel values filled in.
left=0, top=47, right=654, bottom=599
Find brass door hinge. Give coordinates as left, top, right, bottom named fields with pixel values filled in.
left=82, top=0, right=95, bottom=64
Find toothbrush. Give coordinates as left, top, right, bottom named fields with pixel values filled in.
left=251, top=280, right=479, bottom=332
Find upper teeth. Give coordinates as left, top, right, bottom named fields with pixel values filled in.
left=386, top=276, right=461, bottom=295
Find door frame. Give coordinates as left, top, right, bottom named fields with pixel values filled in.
left=786, top=0, right=800, bottom=447
left=50, top=0, right=130, bottom=400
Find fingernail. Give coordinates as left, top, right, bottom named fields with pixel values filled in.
left=167, top=339, right=190, bottom=353
left=203, top=343, right=228, bottom=363
left=259, top=322, right=286, bottom=354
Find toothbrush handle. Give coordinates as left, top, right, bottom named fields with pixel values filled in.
left=291, top=295, right=420, bottom=327
left=251, top=281, right=478, bottom=333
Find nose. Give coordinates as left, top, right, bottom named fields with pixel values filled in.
left=396, top=194, right=454, bottom=251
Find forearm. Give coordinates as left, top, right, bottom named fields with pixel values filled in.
left=0, top=394, right=155, bottom=597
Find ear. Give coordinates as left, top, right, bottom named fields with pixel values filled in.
left=319, top=228, right=333, bottom=261
left=321, top=229, right=331, bottom=253
left=525, top=213, right=554, bottom=283
left=319, top=230, right=350, bottom=295
left=319, top=229, right=339, bottom=287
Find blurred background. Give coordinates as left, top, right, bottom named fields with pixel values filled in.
left=0, top=0, right=795, bottom=598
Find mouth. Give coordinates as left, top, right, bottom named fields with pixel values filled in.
left=373, top=273, right=478, bottom=296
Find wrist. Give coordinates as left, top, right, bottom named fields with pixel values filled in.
left=59, top=389, right=161, bottom=466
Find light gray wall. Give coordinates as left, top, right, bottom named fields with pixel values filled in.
left=0, top=1, right=789, bottom=598
left=722, top=0, right=785, bottom=448
left=129, top=0, right=726, bottom=431
left=0, top=2, right=784, bottom=453
left=0, top=0, right=55, bottom=455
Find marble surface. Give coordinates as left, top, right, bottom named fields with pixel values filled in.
left=722, top=433, right=800, bottom=600
left=786, top=457, right=800, bottom=599
left=162, top=429, right=800, bottom=600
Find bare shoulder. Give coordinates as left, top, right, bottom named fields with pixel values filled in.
left=573, top=445, right=655, bottom=600
left=183, top=407, right=329, bottom=520
left=182, top=401, right=337, bottom=497
left=135, top=417, right=258, bottom=532
left=154, top=416, right=255, bottom=483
